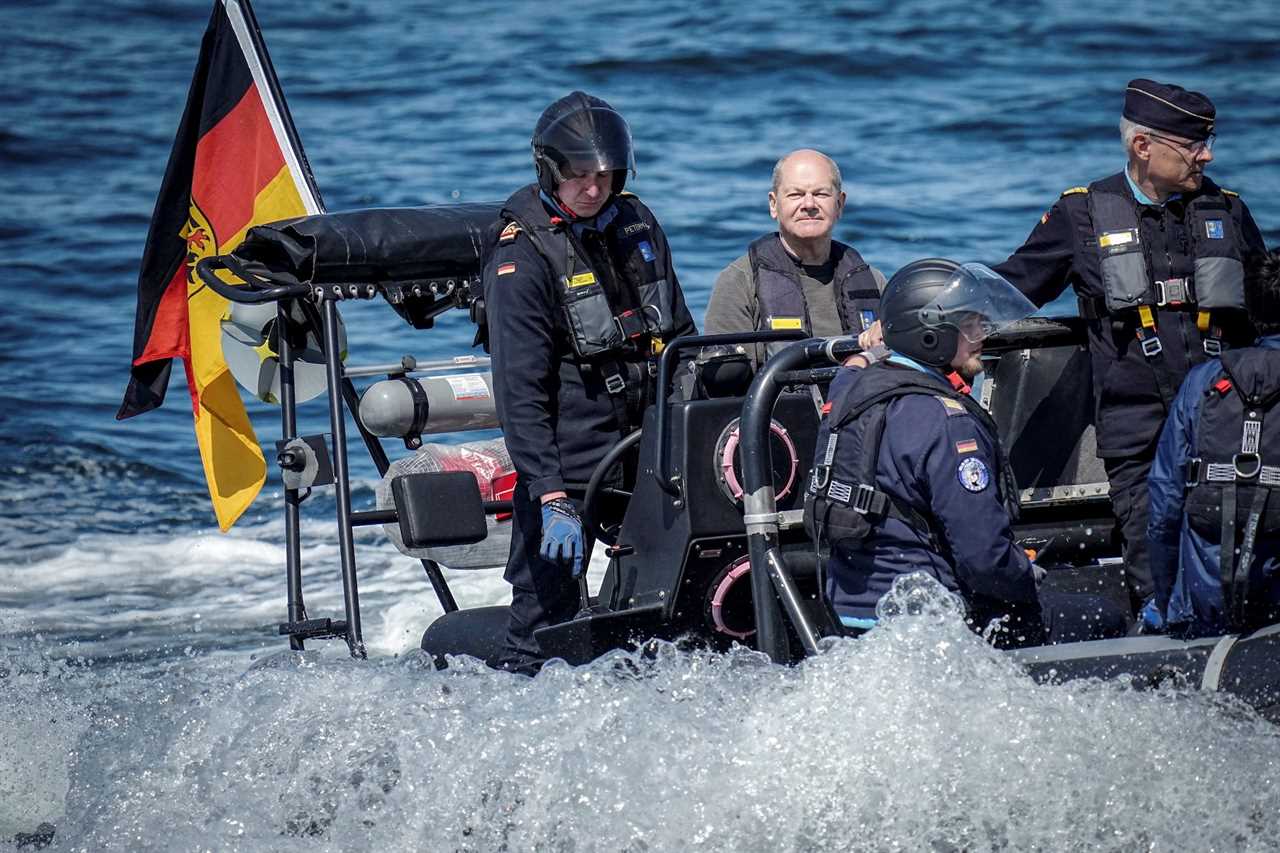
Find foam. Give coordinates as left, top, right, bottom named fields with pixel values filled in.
left=5, top=576, right=1278, bottom=852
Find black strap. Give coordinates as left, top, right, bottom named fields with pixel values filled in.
left=397, top=374, right=430, bottom=448
left=594, top=359, right=639, bottom=439
left=1220, top=482, right=1238, bottom=629
left=1234, top=485, right=1269, bottom=627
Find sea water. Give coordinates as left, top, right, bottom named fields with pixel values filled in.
left=4, top=0, right=1280, bottom=849
left=4, top=578, right=1279, bottom=851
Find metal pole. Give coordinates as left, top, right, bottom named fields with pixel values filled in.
left=739, top=338, right=828, bottom=662
left=321, top=295, right=366, bottom=658
left=278, top=301, right=306, bottom=651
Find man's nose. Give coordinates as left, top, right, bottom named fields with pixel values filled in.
left=1197, top=146, right=1214, bottom=166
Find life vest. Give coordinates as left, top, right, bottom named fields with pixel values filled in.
left=748, top=233, right=880, bottom=349
left=500, top=186, right=679, bottom=363
left=1184, top=347, right=1280, bottom=627
left=1088, top=177, right=1245, bottom=336
left=804, top=363, right=1018, bottom=551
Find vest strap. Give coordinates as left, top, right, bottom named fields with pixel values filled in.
left=1206, top=401, right=1272, bottom=630
left=821, top=479, right=940, bottom=550
left=1220, top=483, right=1239, bottom=628
left=1184, top=457, right=1280, bottom=486
left=1234, top=485, right=1269, bottom=627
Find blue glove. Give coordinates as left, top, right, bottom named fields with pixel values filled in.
left=1138, top=598, right=1166, bottom=634
left=540, top=497, right=585, bottom=577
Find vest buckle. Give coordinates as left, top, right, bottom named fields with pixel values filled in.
left=1184, top=457, right=1202, bottom=487
left=852, top=484, right=877, bottom=515
left=1234, top=452, right=1262, bottom=480
left=603, top=371, right=627, bottom=395
left=1155, top=277, right=1192, bottom=307
left=614, top=309, right=647, bottom=342
left=1204, top=337, right=1223, bottom=357
left=1140, top=336, right=1163, bottom=357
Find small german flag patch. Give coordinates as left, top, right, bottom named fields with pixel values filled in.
left=497, top=262, right=516, bottom=276
left=955, top=438, right=979, bottom=455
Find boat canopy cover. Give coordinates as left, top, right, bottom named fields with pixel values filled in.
left=231, top=202, right=502, bottom=287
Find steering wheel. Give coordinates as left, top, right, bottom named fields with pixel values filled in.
left=581, top=428, right=644, bottom=547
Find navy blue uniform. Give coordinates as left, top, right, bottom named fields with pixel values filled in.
left=816, top=358, right=1127, bottom=646
left=484, top=185, right=696, bottom=670
left=1148, top=336, right=1280, bottom=637
left=994, top=172, right=1265, bottom=607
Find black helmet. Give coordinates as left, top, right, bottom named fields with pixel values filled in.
left=532, top=91, right=636, bottom=198
left=881, top=258, right=1037, bottom=367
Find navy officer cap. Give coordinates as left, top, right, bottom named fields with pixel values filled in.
left=1123, top=78, right=1215, bottom=140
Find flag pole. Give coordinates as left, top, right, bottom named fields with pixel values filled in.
left=222, top=0, right=324, bottom=214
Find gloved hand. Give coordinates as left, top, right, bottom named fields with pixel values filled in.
left=1030, top=562, right=1047, bottom=584
left=540, top=497, right=585, bottom=577
left=1137, top=598, right=1166, bottom=635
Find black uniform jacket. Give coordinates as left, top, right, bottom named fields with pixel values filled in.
left=994, top=172, right=1266, bottom=457
left=483, top=185, right=697, bottom=499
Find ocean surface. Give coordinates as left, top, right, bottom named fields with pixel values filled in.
left=3, top=0, right=1280, bottom=849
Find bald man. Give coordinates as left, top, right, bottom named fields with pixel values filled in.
left=705, top=149, right=886, bottom=365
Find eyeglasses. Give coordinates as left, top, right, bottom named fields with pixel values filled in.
left=1145, top=131, right=1216, bottom=156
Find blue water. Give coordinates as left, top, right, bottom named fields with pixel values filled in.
left=3, top=0, right=1280, bottom=848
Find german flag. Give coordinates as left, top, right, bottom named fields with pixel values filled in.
left=118, top=0, right=323, bottom=531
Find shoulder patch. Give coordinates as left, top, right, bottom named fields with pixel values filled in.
left=957, top=457, right=990, bottom=492
left=1221, top=188, right=1239, bottom=197
left=496, top=261, right=516, bottom=276
left=935, top=395, right=967, bottom=416
left=617, top=190, right=638, bottom=199
left=498, top=222, right=522, bottom=244
left=1061, top=186, right=1089, bottom=196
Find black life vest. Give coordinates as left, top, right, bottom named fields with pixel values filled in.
left=804, top=362, right=1018, bottom=550
left=748, top=233, right=880, bottom=354
left=1184, top=347, right=1280, bottom=627
left=500, top=186, right=679, bottom=362
left=1087, top=178, right=1246, bottom=316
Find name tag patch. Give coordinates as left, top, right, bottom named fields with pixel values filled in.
left=957, top=457, right=990, bottom=492
left=1205, top=219, right=1224, bottom=240
left=769, top=317, right=804, bottom=330
left=568, top=272, right=597, bottom=288
left=1099, top=229, right=1137, bottom=249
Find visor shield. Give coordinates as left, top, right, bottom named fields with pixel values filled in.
left=536, top=106, right=636, bottom=179
left=919, top=263, right=1037, bottom=343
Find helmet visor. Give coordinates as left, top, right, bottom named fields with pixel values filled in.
left=536, top=106, right=636, bottom=178
left=921, top=263, right=1037, bottom=344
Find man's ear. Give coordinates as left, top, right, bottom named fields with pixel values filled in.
left=768, top=191, right=779, bottom=221
left=836, top=191, right=846, bottom=217
left=1131, top=134, right=1153, bottom=164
